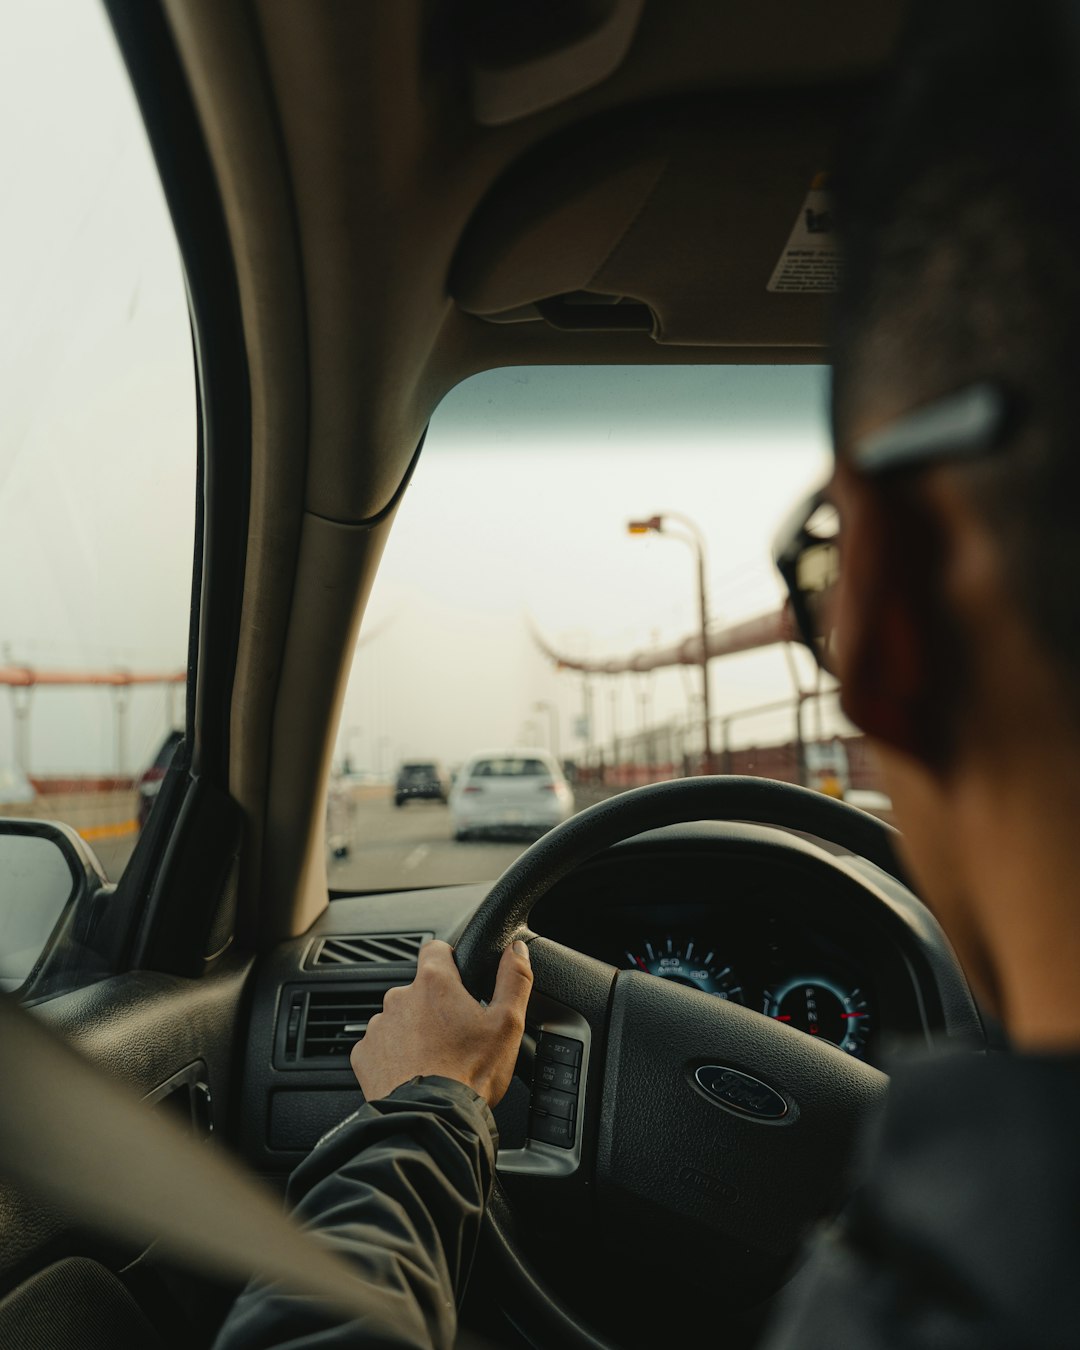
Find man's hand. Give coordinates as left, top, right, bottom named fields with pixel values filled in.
left=349, top=939, right=533, bottom=1108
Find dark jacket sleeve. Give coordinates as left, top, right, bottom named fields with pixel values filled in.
left=213, top=1076, right=498, bottom=1350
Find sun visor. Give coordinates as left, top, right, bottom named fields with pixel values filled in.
left=451, top=105, right=844, bottom=347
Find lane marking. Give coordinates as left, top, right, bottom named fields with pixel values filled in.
left=402, top=844, right=430, bottom=872
left=79, top=818, right=138, bottom=842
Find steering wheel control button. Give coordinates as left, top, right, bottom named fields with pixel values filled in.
left=529, top=1111, right=575, bottom=1148
left=527, top=1033, right=583, bottom=1149
left=694, top=1065, right=790, bottom=1120
left=537, top=1033, right=582, bottom=1068
left=536, top=1060, right=577, bottom=1092
left=532, top=1086, right=576, bottom=1120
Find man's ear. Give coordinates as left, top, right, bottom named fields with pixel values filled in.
left=833, top=470, right=956, bottom=767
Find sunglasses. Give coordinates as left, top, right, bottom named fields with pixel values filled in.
left=773, top=380, right=1016, bottom=674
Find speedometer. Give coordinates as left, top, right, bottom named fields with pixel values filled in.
left=625, top=937, right=745, bottom=1003
left=764, top=976, right=871, bottom=1057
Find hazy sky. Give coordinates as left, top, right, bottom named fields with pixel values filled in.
left=1, top=2, right=839, bottom=780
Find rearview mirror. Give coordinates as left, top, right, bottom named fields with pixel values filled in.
left=0, top=820, right=107, bottom=995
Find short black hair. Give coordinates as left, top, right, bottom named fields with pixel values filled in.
left=831, top=0, right=1080, bottom=684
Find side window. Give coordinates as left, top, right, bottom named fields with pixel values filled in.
left=0, top=3, right=195, bottom=985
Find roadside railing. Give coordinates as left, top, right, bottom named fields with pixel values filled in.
left=571, top=687, right=887, bottom=804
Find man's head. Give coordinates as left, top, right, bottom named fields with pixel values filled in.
left=833, top=0, right=1080, bottom=693
left=799, top=1, right=1080, bottom=1022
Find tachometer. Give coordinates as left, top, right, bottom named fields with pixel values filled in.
left=764, top=976, right=870, bottom=1057
left=625, top=937, right=745, bottom=1003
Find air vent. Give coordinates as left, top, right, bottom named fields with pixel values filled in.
left=276, top=987, right=390, bottom=1066
left=301, top=989, right=384, bottom=1061
left=305, top=933, right=431, bottom=970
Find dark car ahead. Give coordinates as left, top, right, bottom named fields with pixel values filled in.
left=393, top=760, right=449, bottom=807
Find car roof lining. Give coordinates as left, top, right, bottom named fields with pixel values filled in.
left=157, top=0, right=905, bottom=943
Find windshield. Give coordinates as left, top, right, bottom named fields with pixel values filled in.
left=330, top=366, right=871, bottom=893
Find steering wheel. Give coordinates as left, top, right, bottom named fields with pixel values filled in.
left=455, top=777, right=895, bottom=1350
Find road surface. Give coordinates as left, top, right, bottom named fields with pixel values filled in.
left=327, top=791, right=572, bottom=893
left=70, top=790, right=588, bottom=891
left=14, top=784, right=618, bottom=890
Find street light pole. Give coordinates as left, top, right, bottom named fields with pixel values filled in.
left=582, top=675, right=594, bottom=766
left=608, top=678, right=620, bottom=770
left=10, top=689, right=31, bottom=774
left=534, top=700, right=560, bottom=763
left=628, top=510, right=715, bottom=774
left=344, top=724, right=363, bottom=775
left=637, top=672, right=654, bottom=784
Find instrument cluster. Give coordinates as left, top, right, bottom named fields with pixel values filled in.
left=621, top=929, right=874, bottom=1060
left=525, top=844, right=940, bottom=1070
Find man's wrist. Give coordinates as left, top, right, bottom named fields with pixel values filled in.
left=383, top=1074, right=500, bottom=1147
left=391, top=1073, right=488, bottom=1107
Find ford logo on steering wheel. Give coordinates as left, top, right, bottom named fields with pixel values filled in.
left=694, top=1065, right=790, bottom=1120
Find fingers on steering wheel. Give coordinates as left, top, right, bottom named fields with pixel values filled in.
left=490, top=940, right=534, bottom=1025
left=417, top=938, right=456, bottom=980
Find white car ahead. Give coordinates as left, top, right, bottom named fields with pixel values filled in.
left=450, top=749, right=574, bottom=841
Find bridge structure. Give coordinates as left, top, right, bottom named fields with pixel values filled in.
left=532, top=606, right=882, bottom=803
left=0, top=664, right=186, bottom=781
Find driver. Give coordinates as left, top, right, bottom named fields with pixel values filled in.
left=217, top=0, right=1080, bottom=1346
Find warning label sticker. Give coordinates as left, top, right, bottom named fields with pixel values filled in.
left=767, top=175, right=840, bottom=294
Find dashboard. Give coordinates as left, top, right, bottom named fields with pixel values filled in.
left=238, top=821, right=982, bottom=1176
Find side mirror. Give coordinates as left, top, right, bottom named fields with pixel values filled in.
left=0, top=819, right=107, bottom=996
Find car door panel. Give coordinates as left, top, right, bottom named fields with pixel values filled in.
left=1, top=962, right=251, bottom=1301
